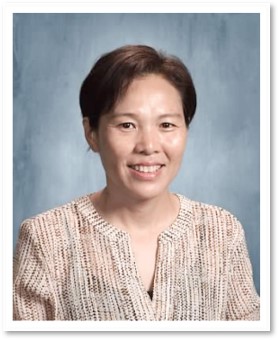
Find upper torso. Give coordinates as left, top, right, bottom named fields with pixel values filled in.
left=13, top=194, right=260, bottom=321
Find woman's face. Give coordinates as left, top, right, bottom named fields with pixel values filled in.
left=89, top=74, right=187, bottom=202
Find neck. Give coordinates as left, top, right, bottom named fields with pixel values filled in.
left=91, top=188, right=179, bottom=235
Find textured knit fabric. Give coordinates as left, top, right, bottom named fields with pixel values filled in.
left=13, top=194, right=260, bottom=321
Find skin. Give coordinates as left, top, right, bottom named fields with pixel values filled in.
left=83, top=74, right=188, bottom=290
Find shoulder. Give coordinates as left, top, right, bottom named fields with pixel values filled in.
left=177, top=194, right=244, bottom=238
left=178, top=193, right=240, bottom=221
left=19, top=194, right=92, bottom=239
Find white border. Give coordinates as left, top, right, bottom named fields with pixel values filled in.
left=2, top=2, right=271, bottom=14
left=2, top=1, right=270, bottom=332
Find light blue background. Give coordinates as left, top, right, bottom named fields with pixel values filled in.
left=13, top=13, right=260, bottom=294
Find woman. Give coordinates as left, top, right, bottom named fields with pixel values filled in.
left=13, top=45, right=260, bottom=321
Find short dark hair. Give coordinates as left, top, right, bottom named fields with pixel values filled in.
left=79, top=45, right=197, bottom=129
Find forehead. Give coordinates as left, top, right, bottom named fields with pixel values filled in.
left=115, top=74, right=183, bottom=109
left=126, top=74, right=179, bottom=93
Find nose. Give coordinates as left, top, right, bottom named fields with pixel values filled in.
left=134, top=128, right=160, bottom=155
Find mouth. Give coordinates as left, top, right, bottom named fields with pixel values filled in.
left=128, top=164, right=164, bottom=173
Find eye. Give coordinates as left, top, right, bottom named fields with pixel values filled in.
left=119, top=122, right=136, bottom=129
left=160, top=122, right=175, bottom=129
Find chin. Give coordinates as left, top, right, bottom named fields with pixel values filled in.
left=125, top=185, right=170, bottom=202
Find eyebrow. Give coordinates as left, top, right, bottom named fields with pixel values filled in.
left=110, top=112, right=184, bottom=119
left=109, top=112, right=137, bottom=118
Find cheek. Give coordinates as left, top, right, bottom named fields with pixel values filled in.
left=99, top=135, right=132, bottom=160
left=164, top=133, right=187, bottom=154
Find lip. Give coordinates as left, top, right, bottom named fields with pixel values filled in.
left=128, top=163, right=165, bottom=180
left=128, top=162, right=164, bottom=166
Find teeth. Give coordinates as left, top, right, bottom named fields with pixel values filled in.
left=131, top=165, right=161, bottom=173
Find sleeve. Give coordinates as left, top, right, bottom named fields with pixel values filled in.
left=13, top=220, right=56, bottom=320
left=226, top=220, right=260, bottom=320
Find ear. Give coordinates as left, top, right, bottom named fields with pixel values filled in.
left=82, top=117, right=99, bottom=152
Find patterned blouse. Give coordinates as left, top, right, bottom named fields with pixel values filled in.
left=13, top=194, right=260, bottom=320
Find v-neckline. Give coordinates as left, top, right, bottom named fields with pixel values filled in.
left=125, top=232, right=161, bottom=308
left=77, top=193, right=193, bottom=320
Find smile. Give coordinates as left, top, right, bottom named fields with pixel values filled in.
left=129, top=164, right=164, bottom=173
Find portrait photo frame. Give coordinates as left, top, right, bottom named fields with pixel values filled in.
left=2, top=0, right=270, bottom=333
